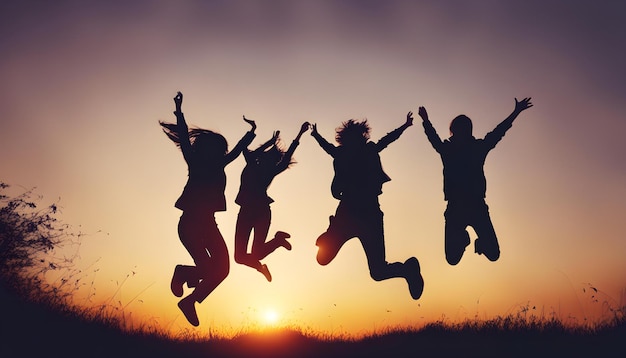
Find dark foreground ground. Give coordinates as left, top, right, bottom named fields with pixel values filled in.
left=1, top=286, right=624, bottom=358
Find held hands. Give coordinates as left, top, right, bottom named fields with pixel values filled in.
left=243, top=115, right=257, bottom=131
left=418, top=106, right=429, bottom=121
left=406, top=111, right=414, bottom=126
left=514, top=97, right=533, bottom=113
left=292, top=122, right=310, bottom=142
left=299, top=122, right=311, bottom=135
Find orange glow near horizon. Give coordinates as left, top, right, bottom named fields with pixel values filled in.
left=1, top=1, right=625, bottom=339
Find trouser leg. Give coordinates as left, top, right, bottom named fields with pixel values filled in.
left=316, top=202, right=353, bottom=266
left=472, top=202, right=500, bottom=261
left=444, top=202, right=471, bottom=265
left=178, top=214, right=230, bottom=303
left=234, top=208, right=263, bottom=271
left=358, top=209, right=404, bottom=281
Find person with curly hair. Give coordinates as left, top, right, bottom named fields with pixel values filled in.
left=310, top=113, right=424, bottom=300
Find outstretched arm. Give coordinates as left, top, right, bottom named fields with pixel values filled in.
left=419, top=106, right=444, bottom=153
left=276, top=122, right=310, bottom=173
left=502, top=97, right=533, bottom=126
left=294, top=121, right=310, bottom=143
left=375, top=111, right=414, bottom=152
left=310, top=123, right=337, bottom=157
left=485, top=97, right=533, bottom=148
left=225, top=116, right=257, bottom=165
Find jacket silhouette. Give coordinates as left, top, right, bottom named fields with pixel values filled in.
left=419, top=98, right=533, bottom=265
left=311, top=114, right=424, bottom=300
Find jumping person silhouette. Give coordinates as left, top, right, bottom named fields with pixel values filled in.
left=419, top=97, right=533, bottom=265
left=311, top=113, right=424, bottom=300
left=160, top=91, right=256, bottom=326
left=234, top=121, right=310, bottom=282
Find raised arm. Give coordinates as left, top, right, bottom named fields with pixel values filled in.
left=244, top=130, right=278, bottom=162
left=276, top=122, right=310, bottom=173
left=501, top=97, right=533, bottom=127
left=310, top=123, right=337, bottom=157
left=484, top=97, right=533, bottom=148
left=375, top=111, right=413, bottom=152
left=224, top=116, right=257, bottom=165
left=254, top=129, right=279, bottom=154
left=172, top=92, right=194, bottom=163
left=419, top=106, right=444, bottom=153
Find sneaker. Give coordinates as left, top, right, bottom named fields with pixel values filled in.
left=274, top=231, right=292, bottom=251
left=170, top=265, right=184, bottom=297
left=475, top=238, right=500, bottom=262
left=178, top=296, right=199, bottom=326
left=259, top=264, right=272, bottom=282
left=404, top=257, right=424, bottom=300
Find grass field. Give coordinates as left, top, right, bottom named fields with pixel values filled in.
left=2, top=284, right=624, bottom=358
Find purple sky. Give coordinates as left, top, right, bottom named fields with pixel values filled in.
left=1, top=1, right=625, bottom=335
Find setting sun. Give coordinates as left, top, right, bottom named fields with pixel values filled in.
left=262, top=309, right=279, bottom=326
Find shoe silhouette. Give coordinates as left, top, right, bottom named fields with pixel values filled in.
left=170, top=265, right=184, bottom=297
left=259, top=264, right=272, bottom=282
left=274, top=231, right=292, bottom=251
left=475, top=238, right=500, bottom=261
left=178, top=296, right=199, bottom=327
left=404, top=257, right=424, bottom=300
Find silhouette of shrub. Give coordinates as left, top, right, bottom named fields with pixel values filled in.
left=0, top=182, right=80, bottom=296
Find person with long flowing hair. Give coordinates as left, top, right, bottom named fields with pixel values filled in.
left=233, top=122, right=310, bottom=282
left=160, top=91, right=256, bottom=326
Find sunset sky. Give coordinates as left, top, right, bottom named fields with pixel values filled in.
left=1, top=1, right=625, bottom=336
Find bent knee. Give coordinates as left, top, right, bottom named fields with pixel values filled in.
left=316, top=251, right=331, bottom=266
left=486, top=250, right=500, bottom=262
left=369, top=266, right=388, bottom=281
left=216, top=263, right=229, bottom=280
left=234, top=252, right=247, bottom=265
left=446, top=255, right=462, bottom=266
